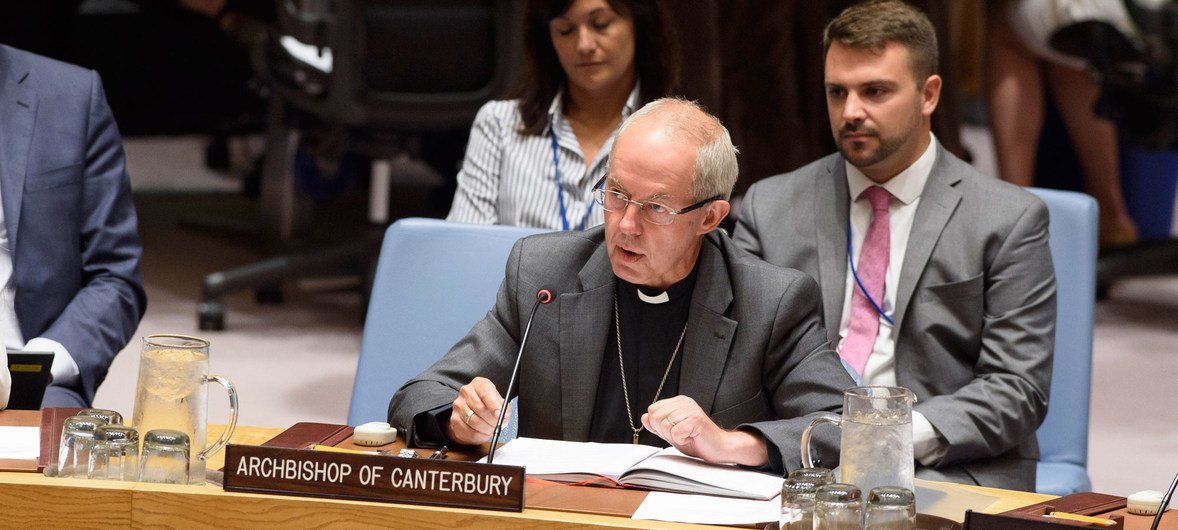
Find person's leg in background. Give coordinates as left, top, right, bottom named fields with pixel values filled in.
left=986, top=0, right=1043, bottom=187
left=1044, top=61, right=1139, bottom=248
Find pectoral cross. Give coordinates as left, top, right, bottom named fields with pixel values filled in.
left=632, top=428, right=642, bottom=444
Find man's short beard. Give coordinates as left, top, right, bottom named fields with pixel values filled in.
left=838, top=132, right=906, bottom=169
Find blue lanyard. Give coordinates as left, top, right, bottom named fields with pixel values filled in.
left=846, top=223, right=895, bottom=326
left=550, top=131, right=596, bottom=231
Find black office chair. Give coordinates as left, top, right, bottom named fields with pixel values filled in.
left=197, top=0, right=523, bottom=330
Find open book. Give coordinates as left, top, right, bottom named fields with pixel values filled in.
left=482, top=437, right=783, bottom=500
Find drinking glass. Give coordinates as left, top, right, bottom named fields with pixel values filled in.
left=780, top=477, right=820, bottom=530
left=139, top=429, right=191, bottom=484
left=78, top=408, right=124, bottom=425
left=58, top=415, right=107, bottom=478
left=789, top=466, right=835, bottom=486
left=865, top=486, right=916, bottom=530
left=132, top=334, right=237, bottom=485
left=814, top=483, right=863, bottom=530
left=88, top=425, right=139, bottom=481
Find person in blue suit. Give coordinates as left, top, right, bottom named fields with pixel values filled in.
left=0, top=44, right=146, bottom=408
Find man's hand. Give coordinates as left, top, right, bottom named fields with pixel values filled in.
left=641, top=395, right=768, bottom=467
left=446, top=377, right=512, bottom=446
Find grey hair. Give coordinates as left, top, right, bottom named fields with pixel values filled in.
left=613, top=97, right=739, bottom=200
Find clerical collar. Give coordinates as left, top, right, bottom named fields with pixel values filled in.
left=637, top=289, right=669, bottom=304
left=622, top=260, right=700, bottom=305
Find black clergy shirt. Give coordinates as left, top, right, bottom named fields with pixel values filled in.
left=587, top=261, right=699, bottom=446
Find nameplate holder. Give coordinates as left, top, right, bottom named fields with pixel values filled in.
left=222, top=444, right=525, bottom=512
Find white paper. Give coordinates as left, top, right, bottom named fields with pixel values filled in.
left=632, top=491, right=780, bottom=525
left=627, top=446, right=784, bottom=499
left=480, top=437, right=659, bottom=479
left=0, top=426, right=40, bottom=460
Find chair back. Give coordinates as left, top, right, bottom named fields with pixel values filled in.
left=348, top=218, right=547, bottom=426
left=266, top=0, right=524, bottom=131
left=1028, top=187, right=1098, bottom=494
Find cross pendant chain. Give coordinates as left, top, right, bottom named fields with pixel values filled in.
left=615, top=296, right=689, bottom=447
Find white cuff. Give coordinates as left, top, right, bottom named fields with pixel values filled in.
left=912, top=411, right=948, bottom=466
left=24, top=337, right=80, bottom=388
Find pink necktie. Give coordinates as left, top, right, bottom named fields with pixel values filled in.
left=841, top=186, right=891, bottom=376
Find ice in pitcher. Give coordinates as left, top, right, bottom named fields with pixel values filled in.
left=839, top=409, right=914, bottom=498
left=132, top=348, right=209, bottom=483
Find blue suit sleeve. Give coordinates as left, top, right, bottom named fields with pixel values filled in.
left=40, top=71, right=146, bottom=405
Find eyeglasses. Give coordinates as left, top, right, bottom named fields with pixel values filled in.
left=592, top=178, right=722, bottom=226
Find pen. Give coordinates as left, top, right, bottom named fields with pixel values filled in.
left=308, top=444, right=389, bottom=456
left=429, top=446, right=449, bottom=460
left=1045, top=511, right=1117, bottom=527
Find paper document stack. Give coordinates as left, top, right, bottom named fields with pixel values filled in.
left=484, top=437, right=784, bottom=500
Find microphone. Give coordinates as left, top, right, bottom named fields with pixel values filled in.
left=486, top=288, right=553, bottom=464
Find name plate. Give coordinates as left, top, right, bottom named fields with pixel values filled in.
left=222, top=444, right=525, bottom=512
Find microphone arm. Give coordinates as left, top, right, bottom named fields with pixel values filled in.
left=487, top=289, right=552, bottom=464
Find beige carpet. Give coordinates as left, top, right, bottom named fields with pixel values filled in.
left=92, top=193, right=365, bottom=434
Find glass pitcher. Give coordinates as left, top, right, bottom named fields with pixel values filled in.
left=800, top=386, right=915, bottom=497
left=131, top=334, right=238, bottom=485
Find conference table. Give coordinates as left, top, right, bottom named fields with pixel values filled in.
left=0, top=422, right=1053, bottom=529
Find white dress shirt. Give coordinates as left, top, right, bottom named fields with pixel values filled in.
left=838, top=133, right=948, bottom=465
left=0, top=181, right=80, bottom=408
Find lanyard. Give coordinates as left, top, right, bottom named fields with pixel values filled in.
left=846, top=223, right=895, bottom=326
left=550, top=131, right=596, bottom=231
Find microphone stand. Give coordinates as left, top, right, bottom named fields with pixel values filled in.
left=1152, top=471, right=1178, bottom=530
left=486, top=289, right=551, bottom=464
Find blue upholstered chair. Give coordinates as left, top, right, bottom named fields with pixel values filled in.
left=1028, top=187, right=1099, bottom=495
left=347, top=218, right=548, bottom=429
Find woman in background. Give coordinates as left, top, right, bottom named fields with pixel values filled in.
left=447, top=0, right=679, bottom=229
left=987, top=0, right=1139, bottom=248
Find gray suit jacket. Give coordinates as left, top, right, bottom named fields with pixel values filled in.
left=389, top=227, right=856, bottom=472
left=733, top=145, right=1055, bottom=490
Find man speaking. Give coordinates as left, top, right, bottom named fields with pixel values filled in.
left=390, top=98, right=854, bottom=472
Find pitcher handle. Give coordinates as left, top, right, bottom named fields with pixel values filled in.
left=199, top=374, right=238, bottom=461
left=800, top=412, right=841, bottom=468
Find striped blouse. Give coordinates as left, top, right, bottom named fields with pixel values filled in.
left=446, top=87, right=641, bottom=229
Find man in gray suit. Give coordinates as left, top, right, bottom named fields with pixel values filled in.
left=390, top=98, right=855, bottom=472
left=733, top=0, right=1055, bottom=490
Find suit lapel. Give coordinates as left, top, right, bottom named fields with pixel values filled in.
left=892, top=145, right=962, bottom=332
left=558, top=243, right=614, bottom=440
left=678, top=235, right=737, bottom=414
left=0, top=47, right=33, bottom=247
left=815, top=159, right=850, bottom=343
